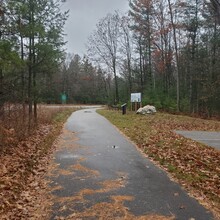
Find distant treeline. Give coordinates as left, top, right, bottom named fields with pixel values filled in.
left=1, top=0, right=220, bottom=119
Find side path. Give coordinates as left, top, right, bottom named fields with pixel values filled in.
left=47, top=108, right=214, bottom=220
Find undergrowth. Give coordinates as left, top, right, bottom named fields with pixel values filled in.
left=0, top=104, right=74, bottom=152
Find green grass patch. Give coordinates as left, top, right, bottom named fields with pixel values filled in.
left=167, top=164, right=177, bottom=173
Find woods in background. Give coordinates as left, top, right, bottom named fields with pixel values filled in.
left=1, top=0, right=220, bottom=119
left=87, top=0, right=220, bottom=117
left=0, top=0, right=68, bottom=129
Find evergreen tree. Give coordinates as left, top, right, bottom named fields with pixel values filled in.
left=6, top=0, right=68, bottom=125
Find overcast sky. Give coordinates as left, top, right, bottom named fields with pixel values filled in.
left=61, top=0, right=129, bottom=57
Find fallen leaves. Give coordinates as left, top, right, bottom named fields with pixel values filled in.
left=99, top=110, right=220, bottom=218
left=50, top=166, right=173, bottom=220
left=55, top=195, right=174, bottom=220
left=0, top=108, right=75, bottom=219
left=0, top=124, right=53, bottom=219
left=47, top=127, right=175, bottom=220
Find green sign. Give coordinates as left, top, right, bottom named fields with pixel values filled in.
left=61, top=94, right=67, bottom=104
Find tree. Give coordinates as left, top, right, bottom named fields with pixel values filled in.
left=0, top=1, right=23, bottom=115
left=7, top=0, right=68, bottom=125
left=87, top=12, right=121, bottom=104
left=183, top=0, right=201, bottom=113
left=167, top=0, right=180, bottom=112
left=119, top=15, right=134, bottom=94
left=129, top=0, right=154, bottom=89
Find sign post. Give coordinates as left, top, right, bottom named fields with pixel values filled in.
left=130, top=93, right=142, bottom=111
left=61, top=93, right=67, bottom=104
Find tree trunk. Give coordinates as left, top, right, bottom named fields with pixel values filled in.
left=28, top=41, right=33, bottom=130
left=147, top=32, right=153, bottom=89
left=113, top=58, right=119, bottom=104
left=33, top=68, right=37, bottom=123
left=188, top=0, right=199, bottom=114
left=127, top=57, right=132, bottom=94
left=168, top=0, right=180, bottom=112
left=208, top=18, right=218, bottom=116
left=28, top=2, right=34, bottom=130
left=139, top=40, right=144, bottom=93
left=20, top=34, right=26, bottom=122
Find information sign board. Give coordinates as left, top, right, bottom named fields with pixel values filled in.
left=131, top=93, right=141, bottom=102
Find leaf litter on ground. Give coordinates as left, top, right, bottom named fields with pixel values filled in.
left=98, top=109, right=220, bottom=219
left=0, top=108, right=75, bottom=219
left=1, top=107, right=219, bottom=219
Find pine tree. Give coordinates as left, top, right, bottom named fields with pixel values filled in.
left=7, top=0, right=68, bottom=126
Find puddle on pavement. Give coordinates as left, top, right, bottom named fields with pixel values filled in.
left=112, top=145, right=119, bottom=149
left=58, top=153, right=80, bottom=159
left=106, top=145, right=120, bottom=149
left=84, top=110, right=92, bottom=113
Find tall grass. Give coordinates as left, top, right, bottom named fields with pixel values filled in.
left=0, top=104, right=74, bottom=151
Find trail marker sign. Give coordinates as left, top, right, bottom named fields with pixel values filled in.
left=61, top=93, right=67, bottom=104
left=131, top=93, right=141, bottom=102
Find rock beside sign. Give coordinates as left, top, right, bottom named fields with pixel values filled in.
left=136, top=105, right=156, bottom=115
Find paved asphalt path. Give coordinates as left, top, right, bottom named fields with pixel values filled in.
left=175, top=130, right=220, bottom=150
left=49, top=108, right=214, bottom=220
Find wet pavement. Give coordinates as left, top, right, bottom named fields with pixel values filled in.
left=175, top=131, right=220, bottom=150
left=48, top=108, right=214, bottom=220
left=40, top=104, right=103, bottom=109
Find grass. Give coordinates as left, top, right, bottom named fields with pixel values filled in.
left=97, top=109, right=220, bottom=218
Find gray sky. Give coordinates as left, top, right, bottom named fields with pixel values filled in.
left=61, top=0, right=129, bottom=56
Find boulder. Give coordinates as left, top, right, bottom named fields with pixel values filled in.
left=136, top=105, right=156, bottom=115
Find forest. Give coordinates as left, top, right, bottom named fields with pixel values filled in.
left=0, top=0, right=220, bottom=125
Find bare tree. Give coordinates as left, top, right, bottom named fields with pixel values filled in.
left=119, top=15, right=133, bottom=94
left=87, top=13, right=121, bottom=104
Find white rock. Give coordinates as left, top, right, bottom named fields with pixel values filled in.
left=136, top=105, right=156, bottom=114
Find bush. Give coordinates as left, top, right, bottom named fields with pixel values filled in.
left=180, top=98, right=190, bottom=113
left=161, top=97, right=177, bottom=112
